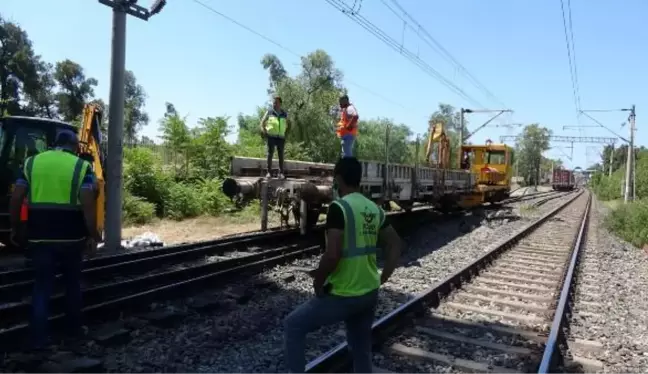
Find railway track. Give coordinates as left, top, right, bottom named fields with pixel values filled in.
left=306, top=190, right=590, bottom=373
left=0, top=191, right=567, bottom=353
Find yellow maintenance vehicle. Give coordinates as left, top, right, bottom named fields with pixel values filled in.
left=424, top=121, right=512, bottom=210
left=458, top=139, right=513, bottom=207
left=0, top=104, right=105, bottom=249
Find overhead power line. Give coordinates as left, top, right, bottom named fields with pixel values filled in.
left=323, top=0, right=486, bottom=109
left=559, top=0, right=582, bottom=123
left=380, top=0, right=509, bottom=109
left=191, top=0, right=410, bottom=110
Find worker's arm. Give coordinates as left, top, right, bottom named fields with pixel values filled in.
left=377, top=213, right=403, bottom=284
left=260, top=110, right=269, bottom=134
left=312, top=203, right=345, bottom=294
left=79, top=165, right=100, bottom=241
left=9, top=172, right=28, bottom=230
left=345, top=105, right=359, bottom=130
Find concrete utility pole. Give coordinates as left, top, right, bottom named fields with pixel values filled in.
left=99, top=0, right=166, bottom=251
left=624, top=105, right=636, bottom=203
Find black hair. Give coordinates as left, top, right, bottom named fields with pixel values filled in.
left=274, top=96, right=282, bottom=103
left=55, top=131, right=77, bottom=147
left=334, top=157, right=362, bottom=187
left=339, top=94, right=349, bottom=101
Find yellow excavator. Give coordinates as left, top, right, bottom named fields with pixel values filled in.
left=0, top=103, right=105, bottom=250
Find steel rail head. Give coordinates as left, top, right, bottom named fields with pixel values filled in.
left=306, top=190, right=584, bottom=373
left=537, top=192, right=592, bottom=373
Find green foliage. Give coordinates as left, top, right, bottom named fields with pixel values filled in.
left=122, top=191, right=156, bottom=225
left=605, top=199, right=648, bottom=247
left=164, top=183, right=203, bottom=220
left=514, top=124, right=552, bottom=185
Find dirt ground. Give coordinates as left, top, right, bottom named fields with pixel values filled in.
left=122, top=214, right=280, bottom=245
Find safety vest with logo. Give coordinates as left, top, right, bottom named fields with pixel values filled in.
left=337, top=106, right=358, bottom=138
left=266, top=109, right=287, bottom=138
left=327, top=192, right=385, bottom=297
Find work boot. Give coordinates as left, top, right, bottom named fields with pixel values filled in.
left=278, top=172, right=286, bottom=180
left=266, top=172, right=272, bottom=179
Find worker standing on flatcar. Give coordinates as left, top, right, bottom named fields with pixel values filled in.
left=283, top=157, right=403, bottom=373
left=337, top=94, right=359, bottom=158
left=9, top=130, right=101, bottom=349
left=260, top=96, right=290, bottom=179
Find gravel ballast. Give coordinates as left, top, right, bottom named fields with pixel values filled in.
left=568, top=197, right=648, bottom=373
left=11, top=192, right=579, bottom=372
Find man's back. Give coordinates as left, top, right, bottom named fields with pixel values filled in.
left=22, top=150, right=93, bottom=242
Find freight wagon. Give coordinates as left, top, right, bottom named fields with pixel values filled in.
left=222, top=123, right=513, bottom=234
left=552, top=168, right=575, bottom=191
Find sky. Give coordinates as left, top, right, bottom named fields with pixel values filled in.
left=3, top=0, right=646, bottom=169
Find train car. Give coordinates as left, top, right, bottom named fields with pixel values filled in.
left=552, top=168, right=575, bottom=191
left=222, top=122, right=517, bottom=235
left=222, top=156, right=477, bottom=231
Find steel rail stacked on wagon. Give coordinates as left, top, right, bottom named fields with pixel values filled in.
left=305, top=190, right=588, bottom=373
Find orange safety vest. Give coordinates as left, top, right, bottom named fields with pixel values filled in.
left=337, top=106, right=358, bottom=138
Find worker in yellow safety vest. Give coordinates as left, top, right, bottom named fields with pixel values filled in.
left=283, top=157, right=403, bottom=373
left=10, top=130, right=101, bottom=349
left=260, top=96, right=291, bottom=179
left=337, top=94, right=359, bottom=158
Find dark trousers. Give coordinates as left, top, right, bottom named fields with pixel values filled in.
left=267, top=136, right=286, bottom=174
left=30, top=241, right=84, bottom=348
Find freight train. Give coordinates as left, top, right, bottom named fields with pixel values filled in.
left=552, top=167, right=576, bottom=191
left=222, top=123, right=514, bottom=233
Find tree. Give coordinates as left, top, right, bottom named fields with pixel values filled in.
left=54, top=59, right=98, bottom=122
left=0, top=16, right=44, bottom=116
left=515, top=124, right=551, bottom=186
left=123, top=70, right=149, bottom=144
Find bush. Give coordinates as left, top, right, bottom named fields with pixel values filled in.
left=605, top=199, right=648, bottom=247
left=122, top=191, right=156, bottom=225
left=195, top=178, right=234, bottom=215
left=123, top=147, right=172, bottom=215
left=164, top=182, right=203, bottom=220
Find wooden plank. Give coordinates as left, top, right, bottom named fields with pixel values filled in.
left=465, top=285, right=553, bottom=303
left=455, top=293, right=550, bottom=314
left=415, top=326, right=534, bottom=355
left=388, top=343, right=519, bottom=373
left=481, top=273, right=557, bottom=288
left=477, top=277, right=555, bottom=293
left=444, top=302, right=545, bottom=323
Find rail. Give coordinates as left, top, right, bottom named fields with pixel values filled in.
left=537, top=192, right=591, bottom=372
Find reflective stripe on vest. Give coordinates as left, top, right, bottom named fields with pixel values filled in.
left=266, top=110, right=287, bottom=138
left=327, top=193, right=384, bottom=297
left=25, top=151, right=89, bottom=211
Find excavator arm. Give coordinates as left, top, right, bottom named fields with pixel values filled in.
left=424, top=121, right=450, bottom=169
left=78, top=103, right=106, bottom=236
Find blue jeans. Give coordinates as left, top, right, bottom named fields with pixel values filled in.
left=30, top=241, right=83, bottom=348
left=341, top=134, right=355, bottom=158
left=284, top=289, right=378, bottom=373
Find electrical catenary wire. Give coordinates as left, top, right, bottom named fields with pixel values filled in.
left=191, top=0, right=411, bottom=111
left=323, top=0, right=486, bottom=109
left=381, top=0, right=509, bottom=110
left=560, top=0, right=582, bottom=125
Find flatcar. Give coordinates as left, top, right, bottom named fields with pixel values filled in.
left=222, top=123, right=513, bottom=233
left=552, top=168, right=575, bottom=191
